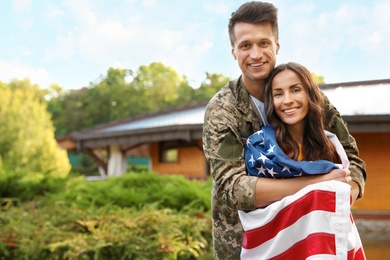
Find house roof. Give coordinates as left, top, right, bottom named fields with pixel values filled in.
left=57, top=101, right=208, bottom=149
left=57, top=79, right=390, bottom=150
left=320, top=78, right=390, bottom=115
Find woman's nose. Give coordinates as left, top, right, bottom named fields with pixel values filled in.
left=283, top=93, right=293, bottom=104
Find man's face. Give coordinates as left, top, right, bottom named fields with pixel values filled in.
left=231, top=22, right=280, bottom=89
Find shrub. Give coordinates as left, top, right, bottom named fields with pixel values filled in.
left=46, top=172, right=212, bottom=212
left=0, top=202, right=212, bottom=259
left=0, top=171, right=213, bottom=259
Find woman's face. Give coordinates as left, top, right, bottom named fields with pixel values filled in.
left=271, top=69, right=309, bottom=131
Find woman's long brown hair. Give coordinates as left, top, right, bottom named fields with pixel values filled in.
left=264, top=62, right=339, bottom=163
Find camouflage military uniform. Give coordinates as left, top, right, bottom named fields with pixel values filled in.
left=202, top=76, right=366, bottom=259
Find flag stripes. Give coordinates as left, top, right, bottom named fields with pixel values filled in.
left=242, top=189, right=336, bottom=249
left=239, top=180, right=366, bottom=259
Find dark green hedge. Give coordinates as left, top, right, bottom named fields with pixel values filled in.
left=0, top=171, right=213, bottom=259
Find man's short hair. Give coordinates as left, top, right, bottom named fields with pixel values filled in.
left=228, top=1, right=279, bottom=46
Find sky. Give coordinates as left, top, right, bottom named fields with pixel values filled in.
left=1, top=0, right=390, bottom=90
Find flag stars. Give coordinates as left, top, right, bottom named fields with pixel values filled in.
left=248, top=153, right=255, bottom=166
left=256, top=165, right=266, bottom=176
left=282, top=166, right=291, bottom=173
left=255, top=130, right=263, bottom=135
left=257, top=153, right=269, bottom=164
left=267, top=144, right=275, bottom=154
left=266, top=167, right=277, bottom=178
left=259, top=138, right=265, bottom=145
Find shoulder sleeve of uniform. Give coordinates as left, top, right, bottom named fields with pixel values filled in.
left=203, top=86, right=258, bottom=210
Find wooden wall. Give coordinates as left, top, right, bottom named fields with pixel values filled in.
left=352, top=132, right=390, bottom=211
left=150, top=140, right=207, bottom=179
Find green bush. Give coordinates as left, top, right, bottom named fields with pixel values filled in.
left=0, top=171, right=213, bottom=259
left=46, top=172, right=212, bottom=212
left=0, top=170, right=67, bottom=201
left=0, top=200, right=212, bottom=259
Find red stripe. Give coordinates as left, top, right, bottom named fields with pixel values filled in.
left=269, top=232, right=336, bottom=260
left=242, top=190, right=336, bottom=249
left=348, top=247, right=366, bottom=260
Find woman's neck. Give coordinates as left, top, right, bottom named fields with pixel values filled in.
left=287, top=123, right=305, bottom=145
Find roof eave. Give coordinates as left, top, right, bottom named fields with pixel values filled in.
left=74, top=124, right=203, bottom=149
left=343, top=114, right=390, bottom=133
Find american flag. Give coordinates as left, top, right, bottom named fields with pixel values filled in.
left=244, top=126, right=348, bottom=178
left=238, top=180, right=366, bottom=259
left=241, top=126, right=365, bottom=259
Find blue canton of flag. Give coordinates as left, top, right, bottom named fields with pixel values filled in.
left=244, top=125, right=339, bottom=178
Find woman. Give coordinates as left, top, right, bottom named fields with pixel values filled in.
left=240, top=62, right=365, bottom=259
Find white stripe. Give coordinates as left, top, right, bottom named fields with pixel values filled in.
left=325, top=130, right=350, bottom=169
left=307, top=254, right=337, bottom=260
left=240, top=180, right=358, bottom=260
left=241, top=211, right=341, bottom=259
left=239, top=180, right=348, bottom=231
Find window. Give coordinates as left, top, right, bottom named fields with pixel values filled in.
left=159, top=140, right=199, bottom=163
left=160, top=141, right=178, bottom=163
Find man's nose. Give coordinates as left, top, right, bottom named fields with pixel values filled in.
left=250, top=46, right=262, bottom=60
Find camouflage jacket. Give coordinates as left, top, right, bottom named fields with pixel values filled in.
left=202, top=76, right=366, bottom=259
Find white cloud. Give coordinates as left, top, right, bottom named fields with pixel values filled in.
left=0, top=60, right=51, bottom=87
left=11, top=0, right=32, bottom=12
left=4, top=0, right=387, bottom=90
left=277, top=1, right=390, bottom=83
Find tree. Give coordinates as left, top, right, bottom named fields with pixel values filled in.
left=0, top=79, right=71, bottom=177
left=193, top=72, right=230, bottom=101
left=133, top=62, right=192, bottom=111
left=83, top=67, right=143, bottom=126
left=312, top=73, right=325, bottom=84
left=46, top=83, right=68, bottom=136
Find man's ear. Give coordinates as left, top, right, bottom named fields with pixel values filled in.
left=276, top=41, right=280, bottom=55
left=232, top=48, right=237, bottom=60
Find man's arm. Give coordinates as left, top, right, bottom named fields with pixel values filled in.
left=203, top=99, right=259, bottom=210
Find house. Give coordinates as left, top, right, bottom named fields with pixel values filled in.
left=57, top=102, right=207, bottom=178
left=57, top=78, right=390, bottom=213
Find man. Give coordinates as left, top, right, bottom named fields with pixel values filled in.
left=202, top=1, right=367, bottom=259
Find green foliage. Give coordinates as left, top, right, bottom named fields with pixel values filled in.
left=46, top=172, right=211, bottom=212
left=0, top=171, right=213, bottom=259
left=0, top=80, right=71, bottom=177
left=311, top=73, right=325, bottom=84
left=194, top=72, right=230, bottom=101
left=70, top=152, right=99, bottom=176
left=0, top=203, right=212, bottom=259
left=46, top=62, right=228, bottom=137
left=0, top=171, right=67, bottom=201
